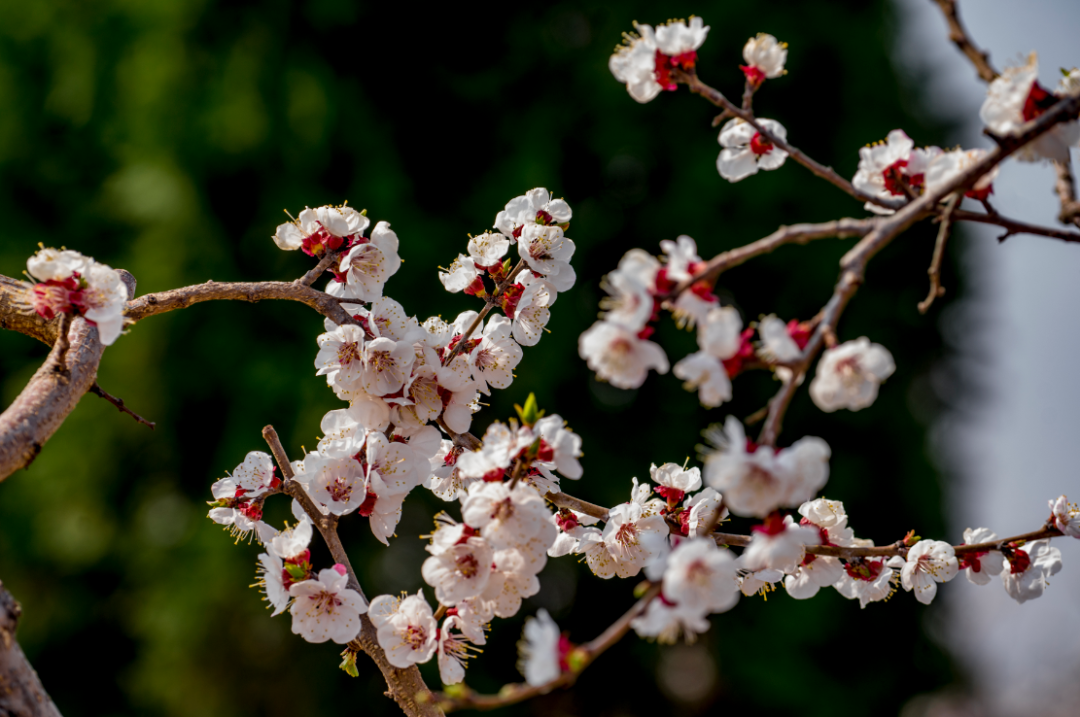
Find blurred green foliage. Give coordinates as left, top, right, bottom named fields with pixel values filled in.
left=0, top=0, right=962, bottom=715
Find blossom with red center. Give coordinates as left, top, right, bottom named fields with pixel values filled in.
left=26, top=248, right=129, bottom=346
left=810, top=336, right=895, bottom=412
left=1000, top=539, right=1062, bottom=604
left=274, top=205, right=369, bottom=256
left=852, top=129, right=941, bottom=214
left=958, top=527, right=1005, bottom=585
left=289, top=567, right=368, bottom=644
left=741, top=33, right=787, bottom=87
left=717, top=118, right=789, bottom=182
left=494, top=188, right=572, bottom=244
left=609, top=18, right=709, bottom=104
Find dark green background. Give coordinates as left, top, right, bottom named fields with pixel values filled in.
left=0, top=1, right=962, bottom=715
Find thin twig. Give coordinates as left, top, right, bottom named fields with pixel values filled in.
left=919, top=192, right=961, bottom=313
left=443, top=260, right=526, bottom=366
left=678, top=70, right=903, bottom=211
left=89, top=383, right=156, bottom=429
left=931, top=0, right=999, bottom=83
left=296, top=247, right=346, bottom=288
left=436, top=583, right=662, bottom=712
left=953, top=208, right=1080, bottom=243
left=665, top=217, right=879, bottom=298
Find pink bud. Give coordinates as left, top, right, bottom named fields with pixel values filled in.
left=332, top=563, right=348, bottom=576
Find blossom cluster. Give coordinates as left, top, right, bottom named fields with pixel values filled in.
left=24, top=247, right=128, bottom=345
left=580, top=235, right=897, bottom=415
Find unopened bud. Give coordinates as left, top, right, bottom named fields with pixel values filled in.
left=514, top=392, right=543, bottom=427
left=902, top=530, right=921, bottom=547
left=565, top=648, right=588, bottom=673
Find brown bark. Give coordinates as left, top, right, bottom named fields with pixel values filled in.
left=0, top=581, right=63, bottom=717
left=0, top=315, right=104, bottom=482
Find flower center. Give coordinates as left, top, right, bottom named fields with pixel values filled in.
left=405, top=624, right=429, bottom=651
left=456, top=554, right=480, bottom=579
left=749, top=132, right=774, bottom=156
left=614, top=522, right=639, bottom=552
left=338, top=341, right=361, bottom=366
left=327, top=476, right=353, bottom=503
left=492, top=498, right=515, bottom=522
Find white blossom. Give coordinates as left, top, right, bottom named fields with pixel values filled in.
left=852, top=130, right=941, bottom=214
left=26, top=248, right=128, bottom=345
left=741, top=515, right=820, bottom=573
left=302, top=444, right=368, bottom=516
left=437, top=615, right=477, bottom=685
left=631, top=599, right=710, bottom=643
left=439, top=254, right=480, bottom=293
left=809, top=337, right=895, bottom=412
left=256, top=552, right=290, bottom=616
left=510, top=271, right=554, bottom=346
left=518, top=609, right=563, bottom=687
left=494, top=188, right=572, bottom=241
left=579, top=320, right=669, bottom=389
left=289, top=566, right=367, bottom=644
left=960, top=527, right=1005, bottom=586
left=332, top=221, right=402, bottom=302
left=662, top=538, right=740, bottom=615
left=422, top=531, right=494, bottom=605
left=595, top=497, right=669, bottom=579
left=480, top=548, right=541, bottom=618
left=758, top=315, right=801, bottom=363
left=518, top=224, right=576, bottom=291
left=461, top=482, right=554, bottom=554
left=534, top=414, right=584, bottom=480
left=674, top=351, right=732, bottom=407
left=834, top=555, right=898, bottom=608
left=1001, top=540, right=1063, bottom=604
left=469, top=315, right=523, bottom=395
left=659, top=235, right=702, bottom=284
left=654, top=17, right=709, bottom=57
left=682, top=488, right=726, bottom=537
left=359, top=337, right=415, bottom=397
left=742, top=34, right=787, bottom=79
left=369, top=592, right=439, bottom=667
left=702, top=417, right=830, bottom=518
left=980, top=53, right=1079, bottom=162
left=315, top=324, right=366, bottom=397
left=897, top=540, right=959, bottom=605
left=468, top=232, right=511, bottom=267
left=599, top=250, right=658, bottom=332
left=717, top=118, right=789, bottom=182
left=1049, top=495, right=1080, bottom=538
left=925, top=148, right=999, bottom=199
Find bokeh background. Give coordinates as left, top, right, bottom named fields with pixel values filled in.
left=0, top=1, right=1073, bottom=715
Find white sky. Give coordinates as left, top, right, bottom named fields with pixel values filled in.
left=893, top=1, right=1080, bottom=714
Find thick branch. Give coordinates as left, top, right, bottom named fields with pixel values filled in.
left=1053, top=159, right=1080, bottom=228
left=0, top=277, right=58, bottom=346
left=0, top=316, right=104, bottom=482
left=125, top=280, right=358, bottom=328
left=0, top=581, right=64, bottom=717
left=260, top=426, right=444, bottom=717
left=931, top=0, right=999, bottom=83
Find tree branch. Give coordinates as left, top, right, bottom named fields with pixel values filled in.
left=260, top=426, right=444, bottom=717
left=435, top=583, right=663, bottom=712
left=88, top=382, right=156, bottom=429
left=919, top=192, right=961, bottom=314
left=666, top=218, right=879, bottom=298
left=0, top=315, right=105, bottom=482
left=124, top=280, right=359, bottom=328
left=678, top=71, right=903, bottom=211
left=930, top=0, right=999, bottom=83
left=296, top=247, right=346, bottom=288
left=953, top=208, right=1080, bottom=243
left=1053, top=158, right=1080, bottom=228
left=0, top=276, right=59, bottom=346
left=0, top=580, right=64, bottom=717
left=442, top=260, right=527, bottom=366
